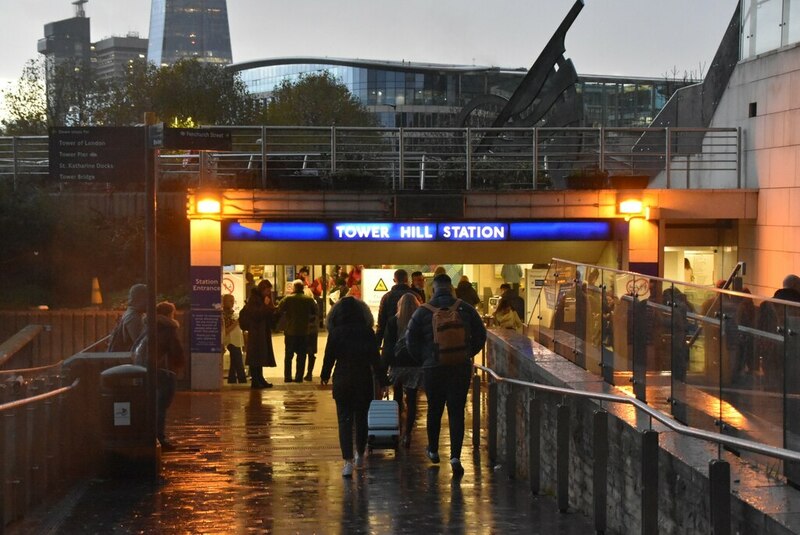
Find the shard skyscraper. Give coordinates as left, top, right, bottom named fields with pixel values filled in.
left=147, top=0, right=232, bottom=67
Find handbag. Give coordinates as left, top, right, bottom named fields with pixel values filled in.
left=393, top=332, right=421, bottom=367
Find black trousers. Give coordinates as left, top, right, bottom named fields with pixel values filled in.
left=423, top=365, right=471, bottom=460
left=227, top=344, right=246, bottom=382
left=335, top=399, right=369, bottom=460
left=284, top=334, right=307, bottom=381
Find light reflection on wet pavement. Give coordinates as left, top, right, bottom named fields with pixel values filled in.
left=19, top=384, right=593, bottom=534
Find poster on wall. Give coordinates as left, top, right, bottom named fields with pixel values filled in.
left=190, top=266, right=222, bottom=353
left=221, top=270, right=246, bottom=312
left=361, top=268, right=396, bottom=318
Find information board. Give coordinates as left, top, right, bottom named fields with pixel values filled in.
left=49, top=127, right=145, bottom=182
left=190, top=265, right=222, bottom=353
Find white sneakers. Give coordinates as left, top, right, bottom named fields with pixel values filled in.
left=342, top=461, right=354, bottom=477
left=343, top=451, right=366, bottom=477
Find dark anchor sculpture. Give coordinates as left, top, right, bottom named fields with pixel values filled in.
left=456, top=0, right=588, bottom=189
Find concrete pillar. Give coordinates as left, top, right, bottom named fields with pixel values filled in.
left=189, top=218, right=223, bottom=391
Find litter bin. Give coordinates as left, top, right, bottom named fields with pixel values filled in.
left=100, top=364, right=160, bottom=477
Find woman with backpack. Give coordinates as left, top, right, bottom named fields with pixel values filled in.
left=381, top=292, right=423, bottom=448
left=320, top=296, right=382, bottom=477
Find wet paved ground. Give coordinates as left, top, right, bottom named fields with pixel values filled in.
left=12, top=381, right=594, bottom=534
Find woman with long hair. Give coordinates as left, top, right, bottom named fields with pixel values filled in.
left=239, top=280, right=277, bottom=389
left=382, top=292, right=423, bottom=448
left=321, top=296, right=381, bottom=477
left=494, top=295, right=523, bottom=333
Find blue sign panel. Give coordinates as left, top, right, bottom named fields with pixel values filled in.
left=509, top=221, right=612, bottom=241
left=227, top=221, right=330, bottom=241
left=190, top=265, right=222, bottom=353
left=224, top=220, right=612, bottom=242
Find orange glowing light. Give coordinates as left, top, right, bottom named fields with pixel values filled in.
left=197, top=197, right=221, bottom=214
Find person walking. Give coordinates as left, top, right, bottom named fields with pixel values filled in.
left=376, top=268, right=416, bottom=346
left=411, top=271, right=426, bottom=303
left=153, top=301, right=186, bottom=451
left=382, top=292, right=423, bottom=448
left=222, top=293, right=247, bottom=384
left=278, top=280, right=317, bottom=382
left=320, top=296, right=382, bottom=477
left=406, top=273, right=487, bottom=475
left=239, top=281, right=277, bottom=389
left=455, top=276, right=481, bottom=309
left=304, top=308, right=319, bottom=381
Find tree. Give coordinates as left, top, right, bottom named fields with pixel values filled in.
left=262, top=71, right=376, bottom=126
left=2, top=59, right=48, bottom=135
left=151, top=59, right=260, bottom=126
left=44, top=57, right=111, bottom=127
left=95, top=59, right=157, bottom=126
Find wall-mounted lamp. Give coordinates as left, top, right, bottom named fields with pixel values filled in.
left=617, top=198, right=651, bottom=221
left=188, top=190, right=222, bottom=219
left=197, top=197, right=221, bottom=214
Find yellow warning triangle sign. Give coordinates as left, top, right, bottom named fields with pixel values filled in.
left=374, top=278, right=389, bottom=292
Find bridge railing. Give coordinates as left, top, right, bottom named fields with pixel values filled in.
left=527, top=258, right=800, bottom=484
left=473, top=355, right=800, bottom=534
left=0, top=377, right=80, bottom=531
left=0, top=126, right=741, bottom=191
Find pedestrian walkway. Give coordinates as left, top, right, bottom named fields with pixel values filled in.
left=10, top=382, right=593, bottom=534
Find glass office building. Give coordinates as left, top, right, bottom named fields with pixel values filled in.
left=148, top=0, right=232, bottom=67
left=231, top=58, right=692, bottom=128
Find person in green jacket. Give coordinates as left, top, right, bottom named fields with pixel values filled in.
left=278, top=280, right=317, bottom=382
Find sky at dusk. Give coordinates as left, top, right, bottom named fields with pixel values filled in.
left=0, top=0, right=738, bottom=116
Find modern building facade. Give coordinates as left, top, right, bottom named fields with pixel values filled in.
left=147, top=0, right=233, bottom=67
left=92, top=34, right=148, bottom=83
left=711, top=0, right=800, bottom=296
left=231, top=57, right=694, bottom=128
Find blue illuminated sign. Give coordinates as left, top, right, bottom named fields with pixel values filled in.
left=437, top=223, right=507, bottom=240
left=509, top=221, right=612, bottom=241
left=224, top=220, right=612, bottom=242
left=332, top=222, right=437, bottom=241
left=227, top=222, right=329, bottom=241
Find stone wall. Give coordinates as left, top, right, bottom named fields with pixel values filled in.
left=486, top=329, right=800, bottom=534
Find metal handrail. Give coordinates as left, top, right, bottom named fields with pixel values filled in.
left=0, top=378, right=79, bottom=412
left=0, top=361, right=64, bottom=376
left=474, top=363, right=800, bottom=464
left=548, top=257, right=800, bottom=305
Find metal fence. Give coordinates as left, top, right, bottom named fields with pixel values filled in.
left=1, top=126, right=741, bottom=191
left=528, top=258, right=800, bottom=483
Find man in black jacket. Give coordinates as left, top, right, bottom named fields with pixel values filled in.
left=376, top=269, right=416, bottom=346
left=406, top=273, right=486, bottom=475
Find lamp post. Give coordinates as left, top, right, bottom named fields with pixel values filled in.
left=144, top=113, right=162, bottom=477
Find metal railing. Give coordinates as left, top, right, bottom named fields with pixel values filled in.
left=472, top=358, right=794, bottom=534
left=527, top=258, right=800, bottom=484
left=0, top=377, right=80, bottom=531
left=1, top=126, right=741, bottom=191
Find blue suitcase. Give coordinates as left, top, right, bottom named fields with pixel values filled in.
left=367, top=399, right=399, bottom=451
